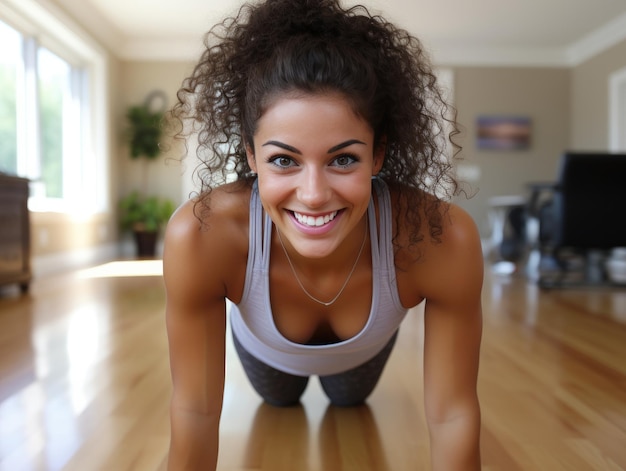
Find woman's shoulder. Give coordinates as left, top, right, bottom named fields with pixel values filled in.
left=163, top=181, right=252, bottom=295
left=386, top=182, right=477, bottom=246
left=389, top=184, right=483, bottom=303
left=167, top=181, right=252, bottom=241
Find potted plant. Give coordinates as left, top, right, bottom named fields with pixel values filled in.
left=127, top=99, right=164, bottom=160
left=119, top=191, right=175, bottom=257
left=120, top=91, right=175, bottom=257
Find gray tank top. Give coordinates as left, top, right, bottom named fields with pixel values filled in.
left=230, top=178, right=408, bottom=376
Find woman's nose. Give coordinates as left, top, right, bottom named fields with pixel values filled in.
left=296, top=168, right=332, bottom=208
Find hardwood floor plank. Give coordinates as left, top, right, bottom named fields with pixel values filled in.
left=1, top=262, right=626, bottom=470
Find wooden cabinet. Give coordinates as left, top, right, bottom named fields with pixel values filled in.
left=0, top=174, right=31, bottom=292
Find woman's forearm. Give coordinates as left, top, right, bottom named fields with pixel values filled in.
left=168, top=407, right=221, bottom=471
left=428, top=412, right=481, bottom=471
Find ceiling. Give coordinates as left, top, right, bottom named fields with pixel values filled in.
left=62, top=0, right=626, bottom=66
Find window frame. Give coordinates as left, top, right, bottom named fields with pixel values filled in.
left=0, top=0, right=109, bottom=215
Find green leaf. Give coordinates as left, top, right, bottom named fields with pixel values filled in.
left=118, top=192, right=175, bottom=233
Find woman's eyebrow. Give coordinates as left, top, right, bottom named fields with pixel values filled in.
left=262, top=139, right=366, bottom=154
left=262, top=141, right=301, bottom=154
left=327, top=139, right=366, bottom=153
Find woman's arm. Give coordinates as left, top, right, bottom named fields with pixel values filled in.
left=166, top=295, right=226, bottom=470
left=418, top=205, right=483, bottom=471
left=163, top=199, right=240, bottom=470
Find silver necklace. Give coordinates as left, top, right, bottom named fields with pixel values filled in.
left=275, top=214, right=368, bottom=307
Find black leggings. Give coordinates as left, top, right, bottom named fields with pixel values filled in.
left=232, top=330, right=398, bottom=407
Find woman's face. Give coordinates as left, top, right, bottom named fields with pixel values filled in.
left=247, top=92, right=384, bottom=259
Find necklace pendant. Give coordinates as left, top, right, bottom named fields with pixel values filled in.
left=275, top=214, right=369, bottom=307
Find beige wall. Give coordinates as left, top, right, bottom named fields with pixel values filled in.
left=571, top=38, right=626, bottom=150
left=117, top=61, right=196, bottom=207
left=453, top=67, right=570, bottom=236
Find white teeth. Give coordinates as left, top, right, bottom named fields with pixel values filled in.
left=294, top=211, right=337, bottom=227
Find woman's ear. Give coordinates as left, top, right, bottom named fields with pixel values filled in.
left=246, top=144, right=257, bottom=173
left=372, top=137, right=386, bottom=175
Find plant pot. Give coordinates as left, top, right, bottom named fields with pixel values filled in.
left=133, top=230, right=159, bottom=258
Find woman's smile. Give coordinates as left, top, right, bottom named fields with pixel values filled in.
left=288, top=209, right=344, bottom=237
left=292, top=210, right=338, bottom=227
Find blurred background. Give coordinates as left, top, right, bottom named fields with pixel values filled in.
left=1, top=0, right=626, bottom=280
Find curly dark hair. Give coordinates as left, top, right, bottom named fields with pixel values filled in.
left=170, top=0, right=463, bottom=246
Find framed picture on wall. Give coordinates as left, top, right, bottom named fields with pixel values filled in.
left=476, top=116, right=531, bottom=150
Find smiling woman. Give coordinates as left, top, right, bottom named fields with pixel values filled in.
left=247, top=93, right=382, bottom=259
left=163, top=1, right=482, bottom=470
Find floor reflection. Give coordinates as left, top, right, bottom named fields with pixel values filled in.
left=243, top=402, right=310, bottom=469
left=319, top=404, right=391, bottom=471
left=240, top=400, right=392, bottom=470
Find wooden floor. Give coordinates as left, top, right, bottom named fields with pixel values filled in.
left=1, top=260, right=626, bottom=471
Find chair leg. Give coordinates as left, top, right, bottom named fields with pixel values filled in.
left=584, top=250, right=606, bottom=284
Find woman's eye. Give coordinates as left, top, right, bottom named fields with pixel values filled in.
left=269, top=155, right=296, bottom=168
left=332, top=154, right=358, bottom=168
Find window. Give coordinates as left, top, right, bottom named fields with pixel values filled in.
left=0, top=21, right=19, bottom=175
left=38, top=47, right=69, bottom=199
left=0, top=10, right=106, bottom=214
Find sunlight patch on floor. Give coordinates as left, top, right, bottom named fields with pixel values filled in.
left=78, top=260, right=163, bottom=278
